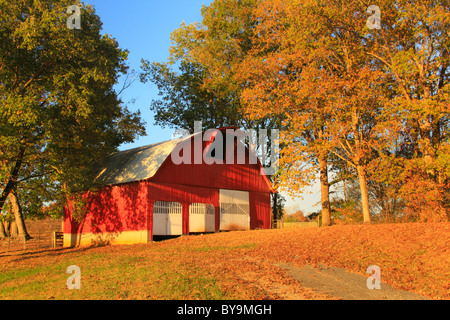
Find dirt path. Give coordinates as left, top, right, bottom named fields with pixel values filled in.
left=277, top=263, right=431, bottom=300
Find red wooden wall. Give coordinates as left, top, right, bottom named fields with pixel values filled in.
left=65, top=182, right=272, bottom=239
left=150, top=133, right=273, bottom=193
left=64, top=182, right=148, bottom=236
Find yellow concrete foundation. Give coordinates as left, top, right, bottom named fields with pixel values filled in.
left=64, top=230, right=149, bottom=247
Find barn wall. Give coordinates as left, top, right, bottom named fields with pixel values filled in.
left=147, top=135, right=274, bottom=236
left=249, top=191, right=272, bottom=230
left=64, top=182, right=149, bottom=247
left=146, top=181, right=219, bottom=238
left=147, top=182, right=272, bottom=237
left=64, top=180, right=272, bottom=247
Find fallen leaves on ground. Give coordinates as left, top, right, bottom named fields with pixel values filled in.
left=0, top=222, right=448, bottom=300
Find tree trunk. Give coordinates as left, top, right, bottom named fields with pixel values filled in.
left=357, top=165, right=371, bottom=224
left=318, top=153, right=331, bottom=227
left=8, top=190, right=31, bottom=240
left=0, top=148, right=25, bottom=213
left=10, top=221, right=18, bottom=239
left=3, top=221, right=11, bottom=237
left=343, top=178, right=347, bottom=202
left=272, top=192, right=279, bottom=220
left=0, top=220, right=7, bottom=238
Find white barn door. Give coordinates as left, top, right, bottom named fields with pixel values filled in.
left=189, top=203, right=215, bottom=233
left=153, top=201, right=183, bottom=236
left=219, top=190, right=250, bottom=231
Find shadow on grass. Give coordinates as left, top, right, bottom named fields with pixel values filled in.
left=0, top=244, right=111, bottom=264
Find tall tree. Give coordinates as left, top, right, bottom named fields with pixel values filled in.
left=142, top=0, right=286, bottom=219
left=140, top=60, right=243, bottom=132
left=363, top=0, right=450, bottom=221
left=239, top=0, right=450, bottom=224
left=142, top=0, right=266, bottom=133
left=238, top=0, right=343, bottom=226
left=8, top=188, right=30, bottom=239
left=168, top=0, right=258, bottom=100
left=0, top=0, right=145, bottom=222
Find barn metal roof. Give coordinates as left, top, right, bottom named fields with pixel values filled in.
left=95, top=138, right=182, bottom=186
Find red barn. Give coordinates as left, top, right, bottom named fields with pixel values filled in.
left=64, top=128, right=274, bottom=247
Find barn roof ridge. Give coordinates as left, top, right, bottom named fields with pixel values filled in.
left=108, top=138, right=181, bottom=156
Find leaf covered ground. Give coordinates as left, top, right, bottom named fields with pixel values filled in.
left=0, top=223, right=449, bottom=300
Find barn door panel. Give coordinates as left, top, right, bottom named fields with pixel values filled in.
left=167, top=202, right=183, bottom=235
left=153, top=201, right=182, bottom=236
left=189, top=203, right=215, bottom=233
left=152, top=201, right=166, bottom=236
left=219, top=190, right=250, bottom=231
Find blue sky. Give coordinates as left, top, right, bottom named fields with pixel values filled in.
left=88, top=0, right=213, bottom=149
left=87, top=0, right=323, bottom=215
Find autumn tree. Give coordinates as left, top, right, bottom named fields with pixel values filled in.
left=238, top=0, right=351, bottom=226
left=168, top=0, right=257, bottom=103
left=284, top=209, right=306, bottom=223
left=363, top=0, right=449, bottom=221
left=321, top=0, right=450, bottom=222
left=315, top=0, right=450, bottom=222
left=238, top=0, right=450, bottom=224
left=0, top=0, right=146, bottom=235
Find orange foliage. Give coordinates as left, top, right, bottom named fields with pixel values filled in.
left=331, top=200, right=363, bottom=225
left=400, top=177, right=449, bottom=223
left=284, top=210, right=307, bottom=222
left=241, top=223, right=450, bottom=299
left=172, top=223, right=450, bottom=299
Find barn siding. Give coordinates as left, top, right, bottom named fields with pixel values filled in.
left=250, top=191, right=272, bottom=230
left=65, top=182, right=272, bottom=245
left=63, top=182, right=149, bottom=246
left=146, top=182, right=272, bottom=237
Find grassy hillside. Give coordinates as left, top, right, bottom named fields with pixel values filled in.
left=1, top=223, right=449, bottom=300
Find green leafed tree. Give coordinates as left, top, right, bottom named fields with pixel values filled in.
left=140, top=60, right=243, bottom=132
left=0, top=0, right=146, bottom=235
